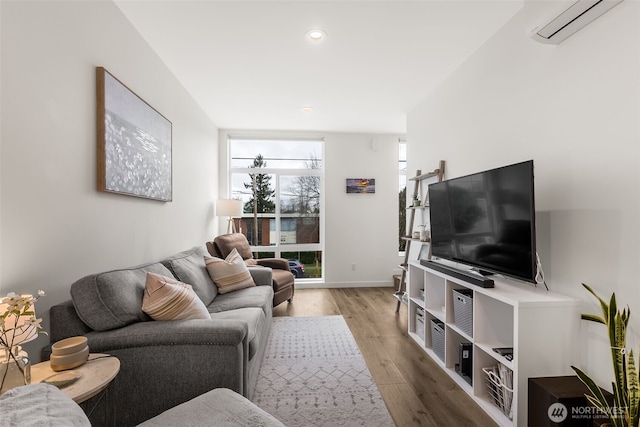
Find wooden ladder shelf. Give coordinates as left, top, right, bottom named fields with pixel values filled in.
left=394, top=160, right=445, bottom=313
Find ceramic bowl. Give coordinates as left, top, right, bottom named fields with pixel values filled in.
left=50, top=345, right=89, bottom=371
left=51, top=336, right=88, bottom=356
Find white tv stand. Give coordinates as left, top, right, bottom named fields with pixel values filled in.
left=407, top=260, right=580, bottom=426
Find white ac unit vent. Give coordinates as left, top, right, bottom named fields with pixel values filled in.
left=531, top=0, right=624, bottom=44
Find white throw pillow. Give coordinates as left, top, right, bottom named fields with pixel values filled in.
left=142, top=272, right=211, bottom=321
left=204, top=248, right=256, bottom=294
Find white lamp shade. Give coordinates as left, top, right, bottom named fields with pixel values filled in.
left=0, top=298, right=38, bottom=347
left=216, top=199, right=243, bottom=217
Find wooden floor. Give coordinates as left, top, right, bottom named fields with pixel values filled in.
left=273, top=287, right=498, bottom=427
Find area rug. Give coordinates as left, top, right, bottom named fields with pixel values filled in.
left=253, top=316, right=395, bottom=427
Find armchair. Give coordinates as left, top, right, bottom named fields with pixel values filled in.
left=207, top=233, right=295, bottom=307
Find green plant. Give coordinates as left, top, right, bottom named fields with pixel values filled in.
left=571, top=283, right=639, bottom=427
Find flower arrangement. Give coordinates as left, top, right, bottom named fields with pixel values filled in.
left=0, top=291, right=46, bottom=392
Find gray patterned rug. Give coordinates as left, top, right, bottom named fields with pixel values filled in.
left=253, top=316, right=395, bottom=427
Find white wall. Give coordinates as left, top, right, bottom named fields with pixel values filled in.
left=407, top=0, right=639, bottom=387
left=0, top=1, right=219, bottom=358
left=218, top=130, right=404, bottom=288
left=324, top=133, right=403, bottom=288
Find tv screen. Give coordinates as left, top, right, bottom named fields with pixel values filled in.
left=428, top=160, right=536, bottom=283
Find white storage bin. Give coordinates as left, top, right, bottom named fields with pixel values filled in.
left=453, top=288, right=473, bottom=337
left=430, top=319, right=445, bottom=361
left=415, top=307, right=425, bottom=338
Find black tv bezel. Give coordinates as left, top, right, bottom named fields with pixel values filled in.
left=428, top=160, right=537, bottom=284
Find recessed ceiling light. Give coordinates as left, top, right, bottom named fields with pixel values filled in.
left=306, top=29, right=327, bottom=41
left=302, top=107, right=313, bottom=113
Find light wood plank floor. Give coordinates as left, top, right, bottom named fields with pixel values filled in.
left=273, top=287, right=498, bottom=427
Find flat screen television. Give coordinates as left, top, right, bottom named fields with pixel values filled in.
left=428, top=160, right=537, bottom=283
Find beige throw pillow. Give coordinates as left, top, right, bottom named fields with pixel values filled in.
left=142, top=272, right=211, bottom=321
left=204, top=248, right=256, bottom=294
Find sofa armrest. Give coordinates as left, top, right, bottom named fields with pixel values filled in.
left=79, top=320, right=250, bottom=426
left=256, top=258, right=289, bottom=271
left=247, top=266, right=273, bottom=286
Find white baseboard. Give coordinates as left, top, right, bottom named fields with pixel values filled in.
left=294, top=280, right=393, bottom=289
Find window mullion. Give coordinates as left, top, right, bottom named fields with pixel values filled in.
left=274, top=170, right=281, bottom=255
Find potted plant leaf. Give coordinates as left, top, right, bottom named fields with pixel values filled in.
left=571, top=283, right=639, bottom=427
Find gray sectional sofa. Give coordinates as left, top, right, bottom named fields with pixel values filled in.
left=48, top=246, right=274, bottom=427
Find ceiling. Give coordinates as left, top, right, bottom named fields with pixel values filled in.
left=115, top=1, right=522, bottom=134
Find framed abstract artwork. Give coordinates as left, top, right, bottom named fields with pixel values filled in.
left=96, top=67, right=172, bottom=202
left=346, top=178, right=375, bottom=194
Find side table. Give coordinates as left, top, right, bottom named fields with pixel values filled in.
left=31, top=353, right=120, bottom=403
left=31, top=353, right=120, bottom=425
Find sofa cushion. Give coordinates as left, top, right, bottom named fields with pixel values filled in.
left=161, top=246, right=218, bottom=306
left=204, top=249, right=255, bottom=294
left=247, top=266, right=273, bottom=286
left=210, top=308, right=264, bottom=360
left=207, top=285, right=273, bottom=319
left=0, top=383, right=90, bottom=427
left=70, top=262, right=172, bottom=331
left=137, top=388, right=284, bottom=427
left=142, top=272, right=211, bottom=321
left=213, top=233, right=254, bottom=260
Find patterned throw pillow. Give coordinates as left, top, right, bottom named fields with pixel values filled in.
left=142, top=272, right=211, bottom=320
left=204, top=248, right=256, bottom=294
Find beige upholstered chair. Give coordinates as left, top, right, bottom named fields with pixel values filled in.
left=207, top=233, right=295, bottom=307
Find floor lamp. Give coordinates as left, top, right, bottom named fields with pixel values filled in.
left=216, top=199, right=243, bottom=234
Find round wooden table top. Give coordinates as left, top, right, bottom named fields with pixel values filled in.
left=31, top=353, right=120, bottom=403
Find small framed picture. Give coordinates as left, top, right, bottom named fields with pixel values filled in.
left=346, top=178, right=375, bottom=194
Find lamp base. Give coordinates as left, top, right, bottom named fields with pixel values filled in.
left=226, top=217, right=237, bottom=234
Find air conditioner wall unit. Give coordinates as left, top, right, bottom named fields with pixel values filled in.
left=531, top=0, right=624, bottom=44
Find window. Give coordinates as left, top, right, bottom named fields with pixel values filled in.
left=229, top=137, right=324, bottom=280
left=399, top=140, right=407, bottom=253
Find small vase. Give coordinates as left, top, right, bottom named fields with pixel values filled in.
left=0, top=346, right=31, bottom=394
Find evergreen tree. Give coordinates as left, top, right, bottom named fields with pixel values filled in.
left=243, top=154, right=275, bottom=245
left=244, top=154, right=275, bottom=214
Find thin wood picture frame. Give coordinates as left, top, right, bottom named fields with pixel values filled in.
left=346, top=178, right=375, bottom=194
left=96, top=67, right=172, bottom=202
